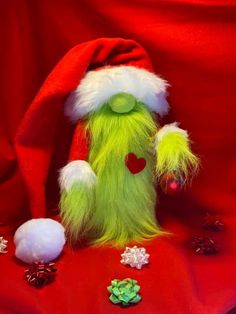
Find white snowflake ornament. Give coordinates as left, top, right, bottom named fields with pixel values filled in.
left=120, top=246, right=149, bottom=270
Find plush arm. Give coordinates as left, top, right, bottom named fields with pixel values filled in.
left=58, top=119, right=97, bottom=242
left=59, top=160, right=96, bottom=243
left=155, top=123, right=199, bottom=182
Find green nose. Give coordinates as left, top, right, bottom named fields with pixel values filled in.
left=108, top=93, right=136, bottom=113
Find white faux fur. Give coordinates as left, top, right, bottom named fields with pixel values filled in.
left=14, top=218, right=66, bottom=264
left=59, top=160, right=96, bottom=191
left=65, top=66, right=169, bottom=121
left=155, top=122, right=188, bottom=145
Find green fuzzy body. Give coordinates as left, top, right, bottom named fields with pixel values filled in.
left=60, top=99, right=199, bottom=247
left=87, top=102, right=162, bottom=246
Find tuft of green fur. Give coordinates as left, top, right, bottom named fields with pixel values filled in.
left=60, top=183, right=95, bottom=243
left=155, top=131, right=199, bottom=182
left=86, top=101, right=165, bottom=247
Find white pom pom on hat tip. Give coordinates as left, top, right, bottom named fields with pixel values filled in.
left=14, top=218, right=66, bottom=264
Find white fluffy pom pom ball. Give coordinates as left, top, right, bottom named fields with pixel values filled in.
left=14, top=218, right=66, bottom=264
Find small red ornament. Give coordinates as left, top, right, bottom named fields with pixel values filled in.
left=24, top=262, right=57, bottom=288
left=190, top=236, right=218, bottom=255
left=202, top=213, right=225, bottom=231
left=125, top=153, right=146, bottom=174
left=160, top=172, right=183, bottom=194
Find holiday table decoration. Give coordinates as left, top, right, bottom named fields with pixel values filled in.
left=121, top=246, right=149, bottom=269
left=0, top=236, right=8, bottom=253
left=107, top=278, right=141, bottom=306
left=57, top=39, right=199, bottom=247
left=14, top=38, right=199, bottom=247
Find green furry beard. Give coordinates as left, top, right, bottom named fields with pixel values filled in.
left=88, top=102, right=164, bottom=246
left=61, top=101, right=165, bottom=247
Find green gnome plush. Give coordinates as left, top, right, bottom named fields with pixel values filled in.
left=59, top=54, right=198, bottom=247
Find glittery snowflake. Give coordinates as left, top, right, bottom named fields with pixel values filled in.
left=121, top=246, right=149, bottom=269
left=0, top=236, right=8, bottom=253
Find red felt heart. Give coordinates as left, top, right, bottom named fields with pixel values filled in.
left=125, top=153, right=146, bottom=174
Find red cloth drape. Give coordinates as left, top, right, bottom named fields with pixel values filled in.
left=0, top=1, right=236, bottom=313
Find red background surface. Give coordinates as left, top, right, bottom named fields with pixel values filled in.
left=0, top=0, right=236, bottom=313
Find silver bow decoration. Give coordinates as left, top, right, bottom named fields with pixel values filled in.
left=121, top=246, right=149, bottom=269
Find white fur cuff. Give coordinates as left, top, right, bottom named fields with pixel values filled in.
left=59, top=160, right=96, bottom=191
left=65, top=66, right=169, bottom=120
left=155, top=122, right=188, bottom=145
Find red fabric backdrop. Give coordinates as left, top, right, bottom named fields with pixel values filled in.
left=0, top=0, right=236, bottom=313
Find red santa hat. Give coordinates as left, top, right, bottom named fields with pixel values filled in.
left=15, top=38, right=169, bottom=218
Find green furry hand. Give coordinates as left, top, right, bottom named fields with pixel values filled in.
left=60, top=183, right=95, bottom=242
left=155, top=123, right=199, bottom=182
